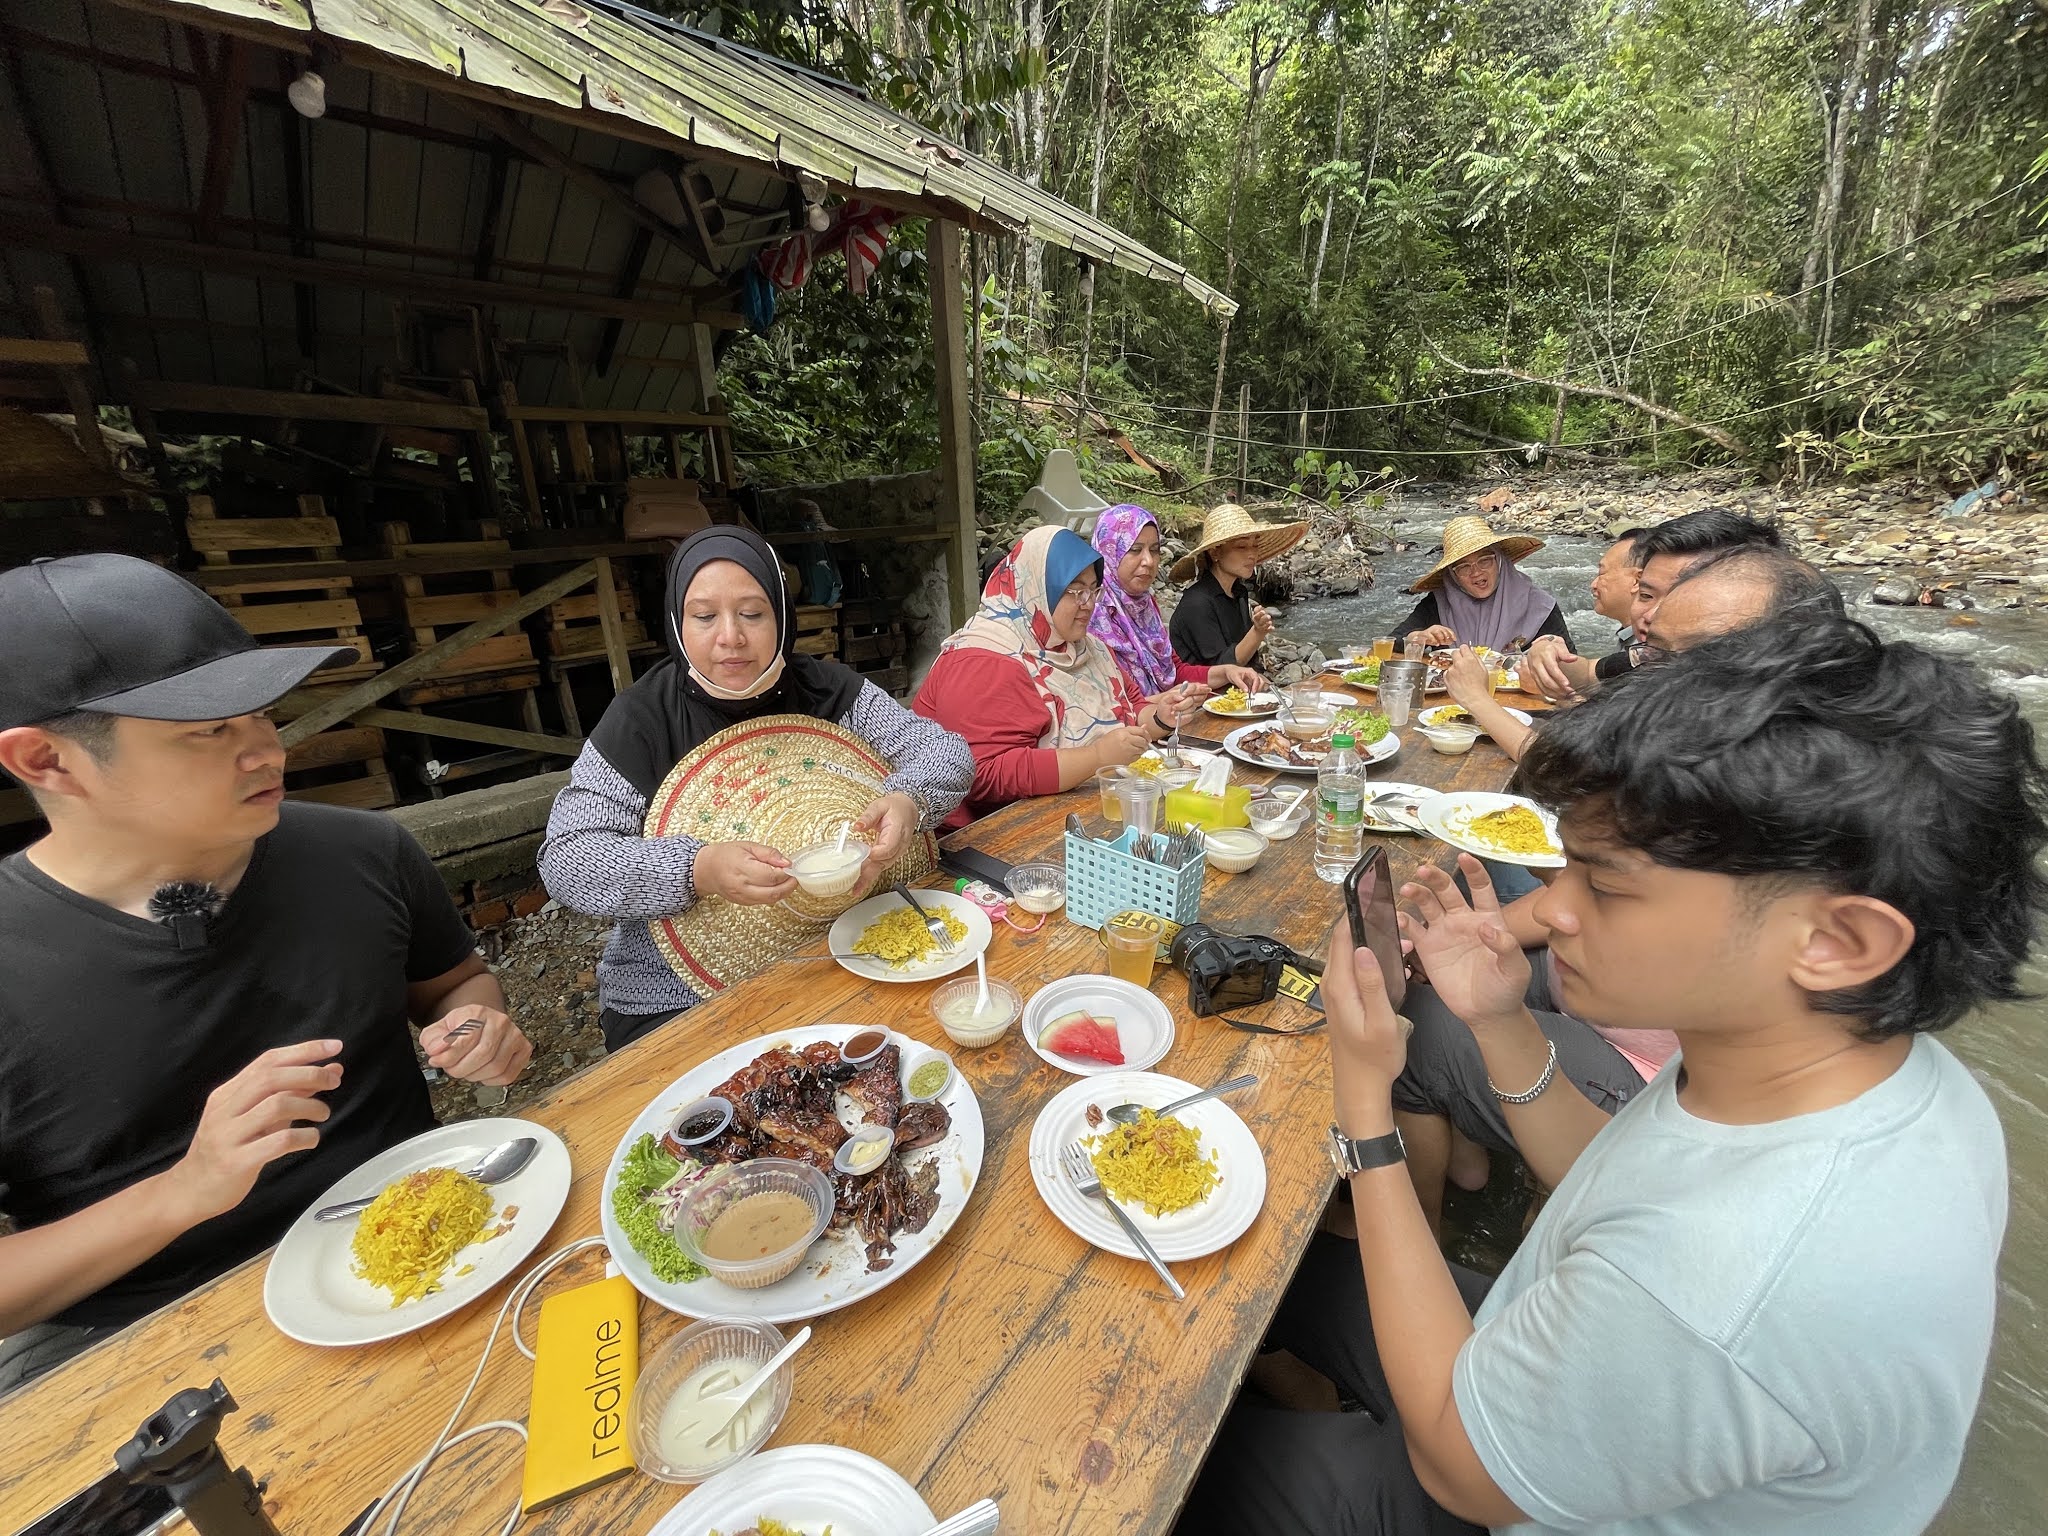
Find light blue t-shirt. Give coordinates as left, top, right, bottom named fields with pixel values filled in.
left=1453, top=1036, right=2006, bottom=1535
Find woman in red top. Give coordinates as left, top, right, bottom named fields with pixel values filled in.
left=914, top=525, right=1202, bottom=826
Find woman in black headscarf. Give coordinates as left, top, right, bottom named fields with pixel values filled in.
left=539, top=526, right=974, bottom=1050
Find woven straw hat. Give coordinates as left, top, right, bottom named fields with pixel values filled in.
left=1169, top=503, right=1309, bottom=583
left=1407, top=516, right=1545, bottom=593
left=644, top=714, right=938, bottom=994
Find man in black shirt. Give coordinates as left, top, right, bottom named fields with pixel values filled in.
left=0, top=555, right=532, bottom=1389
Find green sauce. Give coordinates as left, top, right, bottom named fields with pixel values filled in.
left=908, top=1060, right=950, bottom=1098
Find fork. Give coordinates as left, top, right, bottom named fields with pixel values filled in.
left=912, top=1499, right=1001, bottom=1536
left=1060, top=1143, right=1185, bottom=1300
left=893, top=883, right=956, bottom=954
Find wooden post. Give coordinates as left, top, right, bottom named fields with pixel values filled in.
left=928, top=220, right=977, bottom=626
left=593, top=555, right=633, bottom=695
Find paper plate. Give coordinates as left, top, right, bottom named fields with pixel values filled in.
left=1417, top=790, right=1566, bottom=869
left=825, top=888, right=993, bottom=983
left=1417, top=703, right=1534, bottom=735
left=264, top=1118, right=571, bottom=1347
left=1358, top=779, right=1443, bottom=834
left=644, top=714, right=940, bottom=994
left=1027, top=1072, right=1267, bottom=1263
left=601, top=1025, right=984, bottom=1324
left=645, top=1444, right=934, bottom=1536
left=1022, top=974, right=1175, bottom=1075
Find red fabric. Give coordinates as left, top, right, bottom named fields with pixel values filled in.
left=915, top=648, right=1138, bottom=827
left=1174, top=660, right=1212, bottom=687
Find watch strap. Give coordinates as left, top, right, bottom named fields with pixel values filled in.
left=1328, top=1124, right=1405, bottom=1174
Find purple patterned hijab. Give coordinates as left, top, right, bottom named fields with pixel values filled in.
left=1088, top=504, right=1178, bottom=695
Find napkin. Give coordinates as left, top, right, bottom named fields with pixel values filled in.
left=1195, top=754, right=1232, bottom=798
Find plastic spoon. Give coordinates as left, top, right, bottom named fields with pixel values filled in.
left=974, top=951, right=990, bottom=1014
left=835, top=819, right=852, bottom=855
left=695, top=1325, right=813, bottom=1447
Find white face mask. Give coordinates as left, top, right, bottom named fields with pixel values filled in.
left=687, top=650, right=787, bottom=701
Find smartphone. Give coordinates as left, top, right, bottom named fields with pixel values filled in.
left=1342, top=846, right=1406, bottom=1013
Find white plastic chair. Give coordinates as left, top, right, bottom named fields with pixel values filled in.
left=1016, top=448, right=1110, bottom=539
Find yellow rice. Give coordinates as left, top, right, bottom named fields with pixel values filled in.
left=1087, top=1109, right=1220, bottom=1216
left=1467, top=805, right=1558, bottom=857
left=711, top=1522, right=832, bottom=1536
left=350, top=1166, right=496, bottom=1306
left=850, top=904, right=967, bottom=966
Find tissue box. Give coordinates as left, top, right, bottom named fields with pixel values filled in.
left=1165, top=784, right=1253, bottom=832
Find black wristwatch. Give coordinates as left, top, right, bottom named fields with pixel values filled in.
left=1327, top=1124, right=1406, bottom=1175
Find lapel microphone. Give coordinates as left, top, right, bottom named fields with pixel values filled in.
left=148, top=881, right=227, bottom=950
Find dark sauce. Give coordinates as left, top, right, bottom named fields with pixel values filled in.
left=840, top=1029, right=888, bottom=1063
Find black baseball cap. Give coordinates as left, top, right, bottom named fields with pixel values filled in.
left=0, top=554, right=355, bottom=730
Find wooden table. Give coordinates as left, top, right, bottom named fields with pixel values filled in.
left=1, top=699, right=1536, bottom=1535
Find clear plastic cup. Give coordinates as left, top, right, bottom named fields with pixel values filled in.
left=1118, top=776, right=1165, bottom=839
left=628, top=1317, right=795, bottom=1483
left=672, top=1159, right=834, bottom=1291
left=1095, top=768, right=1129, bottom=821
left=932, top=977, right=1021, bottom=1047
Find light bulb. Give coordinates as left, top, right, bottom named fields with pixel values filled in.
left=806, top=203, right=831, bottom=233
left=287, top=69, right=326, bottom=119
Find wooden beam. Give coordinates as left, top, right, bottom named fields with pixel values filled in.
left=593, top=556, right=633, bottom=695
left=128, top=379, right=490, bottom=432
left=0, top=217, right=747, bottom=332
left=277, top=561, right=601, bottom=745
left=473, top=146, right=511, bottom=282
left=29, top=286, right=112, bottom=473
left=596, top=226, right=654, bottom=377
left=927, top=220, right=978, bottom=625
left=188, top=540, right=668, bottom=589
left=498, top=404, right=730, bottom=428
left=351, top=707, right=580, bottom=757
left=441, top=99, right=720, bottom=275
left=194, top=38, right=250, bottom=242
left=0, top=337, right=89, bottom=368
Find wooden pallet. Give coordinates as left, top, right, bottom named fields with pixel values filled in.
left=368, top=521, right=545, bottom=711
left=185, top=495, right=395, bottom=808
left=541, top=583, right=651, bottom=660
left=838, top=599, right=908, bottom=695
left=793, top=603, right=841, bottom=659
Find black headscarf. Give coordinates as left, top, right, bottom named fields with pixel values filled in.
left=588, top=526, right=867, bottom=800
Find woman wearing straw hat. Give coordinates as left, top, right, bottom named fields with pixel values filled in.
left=539, top=526, right=975, bottom=1051
left=1395, top=515, right=1572, bottom=652
left=914, top=524, right=1204, bottom=826
left=1167, top=504, right=1309, bottom=669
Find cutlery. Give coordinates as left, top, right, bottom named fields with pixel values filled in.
left=315, top=1136, right=537, bottom=1222
left=1060, top=1143, right=1184, bottom=1300
left=694, top=1325, right=812, bottom=1447
left=893, top=883, right=956, bottom=954
left=1106, top=1072, right=1258, bottom=1126
left=912, top=1499, right=1001, bottom=1536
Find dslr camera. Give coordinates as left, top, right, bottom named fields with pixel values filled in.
left=1168, top=922, right=1298, bottom=1017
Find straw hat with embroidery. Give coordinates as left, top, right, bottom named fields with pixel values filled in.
left=643, top=713, right=938, bottom=994
left=1169, top=503, right=1309, bottom=584
left=1407, top=515, right=1545, bottom=593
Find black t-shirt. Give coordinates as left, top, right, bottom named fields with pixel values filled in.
left=1169, top=570, right=1254, bottom=667
left=0, top=803, right=475, bottom=1327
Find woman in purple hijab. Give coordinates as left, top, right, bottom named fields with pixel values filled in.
left=1088, top=504, right=1267, bottom=699
left=1395, top=516, right=1571, bottom=652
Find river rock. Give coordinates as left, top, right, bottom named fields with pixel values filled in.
left=1872, top=576, right=1919, bottom=605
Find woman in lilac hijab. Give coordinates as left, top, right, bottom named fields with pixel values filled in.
left=1396, top=516, right=1571, bottom=651
left=1089, top=504, right=1267, bottom=699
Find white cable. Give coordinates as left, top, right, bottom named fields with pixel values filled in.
left=356, top=1235, right=612, bottom=1536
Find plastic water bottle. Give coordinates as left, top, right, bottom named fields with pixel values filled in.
left=1314, top=732, right=1366, bottom=882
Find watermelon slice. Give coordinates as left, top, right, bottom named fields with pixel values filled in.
left=1040, top=1009, right=1124, bottom=1065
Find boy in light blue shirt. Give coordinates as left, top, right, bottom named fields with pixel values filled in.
left=1179, top=614, right=2029, bottom=1536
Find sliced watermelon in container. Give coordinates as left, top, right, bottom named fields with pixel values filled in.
left=1039, top=1010, right=1123, bottom=1065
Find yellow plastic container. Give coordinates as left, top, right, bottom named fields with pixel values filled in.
left=1165, top=784, right=1253, bottom=832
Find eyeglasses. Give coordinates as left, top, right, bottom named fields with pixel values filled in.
left=1061, top=582, right=1103, bottom=608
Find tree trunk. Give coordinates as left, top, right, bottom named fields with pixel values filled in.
left=1800, top=0, right=1877, bottom=338
left=1204, top=25, right=1281, bottom=471
left=1436, top=353, right=1750, bottom=458
left=1899, top=17, right=1960, bottom=241
left=1019, top=0, right=1047, bottom=343
left=1309, top=60, right=1346, bottom=310
left=1074, top=0, right=1115, bottom=447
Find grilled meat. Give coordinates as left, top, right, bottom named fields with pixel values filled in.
left=841, top=1043, right=903, bottom=1130
left=893, top=1100, right=951, bottom=1151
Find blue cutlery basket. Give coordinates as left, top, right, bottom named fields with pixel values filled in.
left=1064, top=828, right=1204, bottom=930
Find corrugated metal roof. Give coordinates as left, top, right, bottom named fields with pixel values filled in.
left=118, top=0, right=1236, bottom=317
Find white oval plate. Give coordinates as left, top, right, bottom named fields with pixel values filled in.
left=1022, top=974, right=1174, bottom=1076
left=1359, top=779, right=1443, bottom=834
left=1203, top=691, right=1279, bottom=718
left=1417, top=790, right=1566, bottom=868
left=1417, top=703, right=1534, bottom=735
left=645, top=1443, right=934, bottom=1535
left=1027, top=1072, right=1267, bottom=1262
left=264, top=1117, right=571, bottom=1347
left=1222, top=722, right=1400, bottom=776
left=601, top=1025, right=984, bottom=1323
left=826, top=889, right=992, bottom=983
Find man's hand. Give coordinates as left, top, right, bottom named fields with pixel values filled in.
left=853, top=791, right=921, bottom=876
left=1209, top=663, right=1267, bottom=693
left=1520, top=634, right=1582, bottom=700
left=1411, top=624, right=1458, bottom=648
left=164, top=1040, right=343, bottom=1225
left=1250, top=603, right=1276, bottom=639
left=696, top=841, right=796, bottom=905
left=1398, top=857, right=1533, bottom=1029
left=1321, top=918, right=1412, bottom=1094
left=421, top=1007, right=531, bottom=1086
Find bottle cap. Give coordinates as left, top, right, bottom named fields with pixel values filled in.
left=1331, top=732, right=1355, bottom=749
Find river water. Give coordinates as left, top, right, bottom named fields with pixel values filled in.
left=1282, top=511, right=2047, bottom=1532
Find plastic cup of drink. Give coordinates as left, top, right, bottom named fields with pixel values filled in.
left=1373, top=636, right=1397, bottom=661
left=1102, top=919, right=1157, bottom=986
left=1095, top=768, right=1129, bottom=821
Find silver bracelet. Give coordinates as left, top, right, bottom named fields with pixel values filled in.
left=1489, top=1040, right=1558, bottom=1105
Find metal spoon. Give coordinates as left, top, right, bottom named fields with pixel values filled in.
left=313, top=1136, right=539, bottom=1222
left=1105, top=1073, right=1258, bottom=1126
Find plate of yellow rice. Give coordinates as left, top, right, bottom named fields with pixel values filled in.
left=1027, top=1073, right=1266, bottom=1263
left=824, top=889, right=991, bottom=983
left=1417, top=790, right=1566, bottom=868
left=263, top=1117, right=570, bottom=1346
left=646, top=1444, right=933, bottom=1536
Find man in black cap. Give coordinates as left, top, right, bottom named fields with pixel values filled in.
left=0, top=555, right=532, bottom=1389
